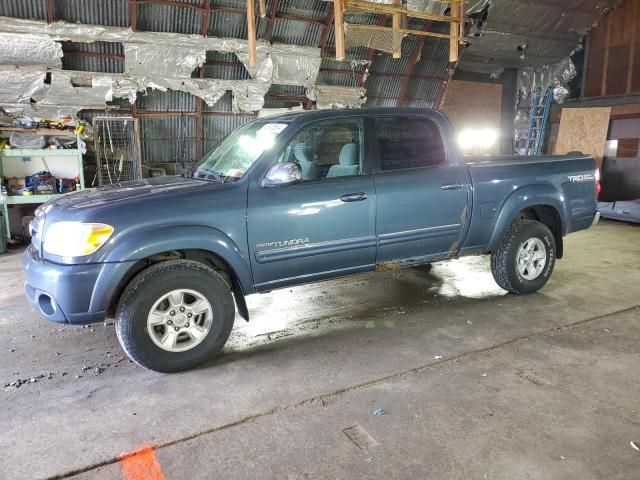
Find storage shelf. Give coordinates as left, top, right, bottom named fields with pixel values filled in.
left=0, top=127, right=76, bottom=138
left=1, top=130, right=84, bottom=239
left=0, top=148, right=80, bottom=157
left=4, top=194, right=60, bottom=205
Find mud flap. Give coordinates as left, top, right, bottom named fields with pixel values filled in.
left=232, top=278, right=249, bottom=321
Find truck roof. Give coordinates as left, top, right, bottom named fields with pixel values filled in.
left=259, top=107, right=444, bottom=124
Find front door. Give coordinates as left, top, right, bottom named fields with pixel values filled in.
left=247, top=117, right=377, bottom=290
left=372, top=114, right=469, bottom=264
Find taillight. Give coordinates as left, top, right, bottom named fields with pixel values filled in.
left=595, top=168, right=601, bottom=198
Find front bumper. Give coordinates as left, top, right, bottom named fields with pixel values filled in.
left=22, top=245, right=108, bottom=324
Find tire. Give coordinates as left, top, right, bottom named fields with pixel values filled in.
left=490, top=219, right=556, bottom=295
left=115, top=260, right=235, bottom=372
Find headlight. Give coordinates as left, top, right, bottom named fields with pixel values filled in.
left=43, top=222, right=114, bottom=257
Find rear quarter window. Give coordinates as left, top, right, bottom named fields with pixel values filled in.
left=375, top=116, right=446, bottom=171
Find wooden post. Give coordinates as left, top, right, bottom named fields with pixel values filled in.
left=246, top=0, right=257, bottom=68
left=392, top=0, right=401, bottom=59
left=459, top=0, right=464, bottom=42
left=258, top=0, right=266, bottom=18
left=334, top=0, right=345, bottom=61
left=449, top=1, right=459, bottom=62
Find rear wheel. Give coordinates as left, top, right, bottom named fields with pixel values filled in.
left=490, top=219, right=556, bottom=295
left=115, top=260, right=235, bottom=372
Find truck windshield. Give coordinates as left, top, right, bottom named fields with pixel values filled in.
left=193, top=121, right=289, bottom=182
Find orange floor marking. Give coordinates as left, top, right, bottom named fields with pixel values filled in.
left=120, top=444, right=166, bottom=480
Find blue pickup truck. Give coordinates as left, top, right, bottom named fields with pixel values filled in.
left=22, top=108, right=599, bottom=372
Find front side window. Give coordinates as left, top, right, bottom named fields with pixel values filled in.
left=194, top=121, right=289, bottom=182
left=375, top=116, right=446, bottom=171
left=277, top=118, right=364, bottom=181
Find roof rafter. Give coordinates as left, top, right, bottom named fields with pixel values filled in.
left=397, top=20, right=433, bottom=107
left=263, top=0, right=280, bottom=41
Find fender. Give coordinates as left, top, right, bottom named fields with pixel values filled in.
left=487, top=184, right=568, bottom=253
left=89, top=225, right=254, bottom=315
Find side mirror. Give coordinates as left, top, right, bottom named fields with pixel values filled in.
left=261, top=162, right=302, bottom=187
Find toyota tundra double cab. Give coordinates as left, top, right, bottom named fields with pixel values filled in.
left=22, top=108, right=600, bottom=372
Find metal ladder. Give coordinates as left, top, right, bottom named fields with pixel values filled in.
left=524, top=87, right=553, bottom=156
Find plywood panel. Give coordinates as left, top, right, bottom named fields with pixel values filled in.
left=441, top=80, right=502, bottom=154
left=554, top=107, right=611, bottom=167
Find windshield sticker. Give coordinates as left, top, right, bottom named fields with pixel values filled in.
left=260, top=123, right=288, bottom=135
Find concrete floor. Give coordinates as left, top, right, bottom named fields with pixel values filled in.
left=1, top=220, right=639, bottom=480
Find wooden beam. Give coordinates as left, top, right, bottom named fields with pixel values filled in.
left=246, top=0, right=257, bottom=68
left=434, top=62, right=455, bottom=109
left=46, top=0, right=53, bottom=23
left=319, top=4, right=335, bottom=55
left=263, top=0, right=279, bottom=41
left=602, top=13, right=612, bottom=96
left=347, top=24, right=459, bottom=41
left=200, top=0, right=210, bottom=37
left=627, top=0, right=638, bottom=95
left=449, top=1, right=459, bottom=62
left=195, top=0, right=210, bottom=161
left=459, top=0, right=465, bottom=40
left=258, top=0, right=266, bottom=18
left=135, top=0, right=205, bottom=10
left=195, top=66, right=204, bottom=160
left=334, top=0, right=345, bottom=61
left=129, top=0, right=137, bottom=31
left=347, top=1, right=462, bottom=24
left=392, top=0, right=401, bottom=59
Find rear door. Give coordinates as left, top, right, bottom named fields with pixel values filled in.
left=247, top=117, right=377, bottom=290
left=372, top=114, right=469, bottom=264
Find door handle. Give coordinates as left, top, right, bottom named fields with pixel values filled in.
left=340, top=192, right=368, bottom=202
left=441, top=183, right=463, bottom=191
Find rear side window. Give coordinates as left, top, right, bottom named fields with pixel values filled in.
left=375, top=116, right=446, bottom=171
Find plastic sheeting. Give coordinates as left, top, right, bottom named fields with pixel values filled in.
left=269, top=44, right=322, bottom=87
left=0, top=16, right=322, bottom=115
left=0, top=16, right=247, bottom=51
left=0, top=72, right=44, bottom=104
left=0, top=33, right=62, bottom=68
left=2, top=70, right=112, bottom=118
left=465, top=0, right=492, bottom=14
left=234, top=42, right=320, bottom=87
left=514, top=56, right=577, bottom=149
left=519, top=57, right=576, bottom=104
left=95, top=72, right=270, bottom=112
left=124, top=44, right=206, bottom=78
left=306, top=85, right=367, bottom=109
left=0, top=16, right=320, bottom=87
left=0, top=65, right=272, bottom=117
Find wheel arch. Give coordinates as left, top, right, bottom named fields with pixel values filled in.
left=487, top=185, right=567, bottom=258
left=91, top=225, right=253, bottom=320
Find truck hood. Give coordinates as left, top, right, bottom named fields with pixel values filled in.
left=43, top=176, right=217, bottom=217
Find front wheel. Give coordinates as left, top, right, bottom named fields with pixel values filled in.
left=490, top=219, right=556, bottom=295
left=115, top=260, right=235, bottom=372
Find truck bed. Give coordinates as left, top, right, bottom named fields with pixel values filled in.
left=460, top=153, right=598, bottom=255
